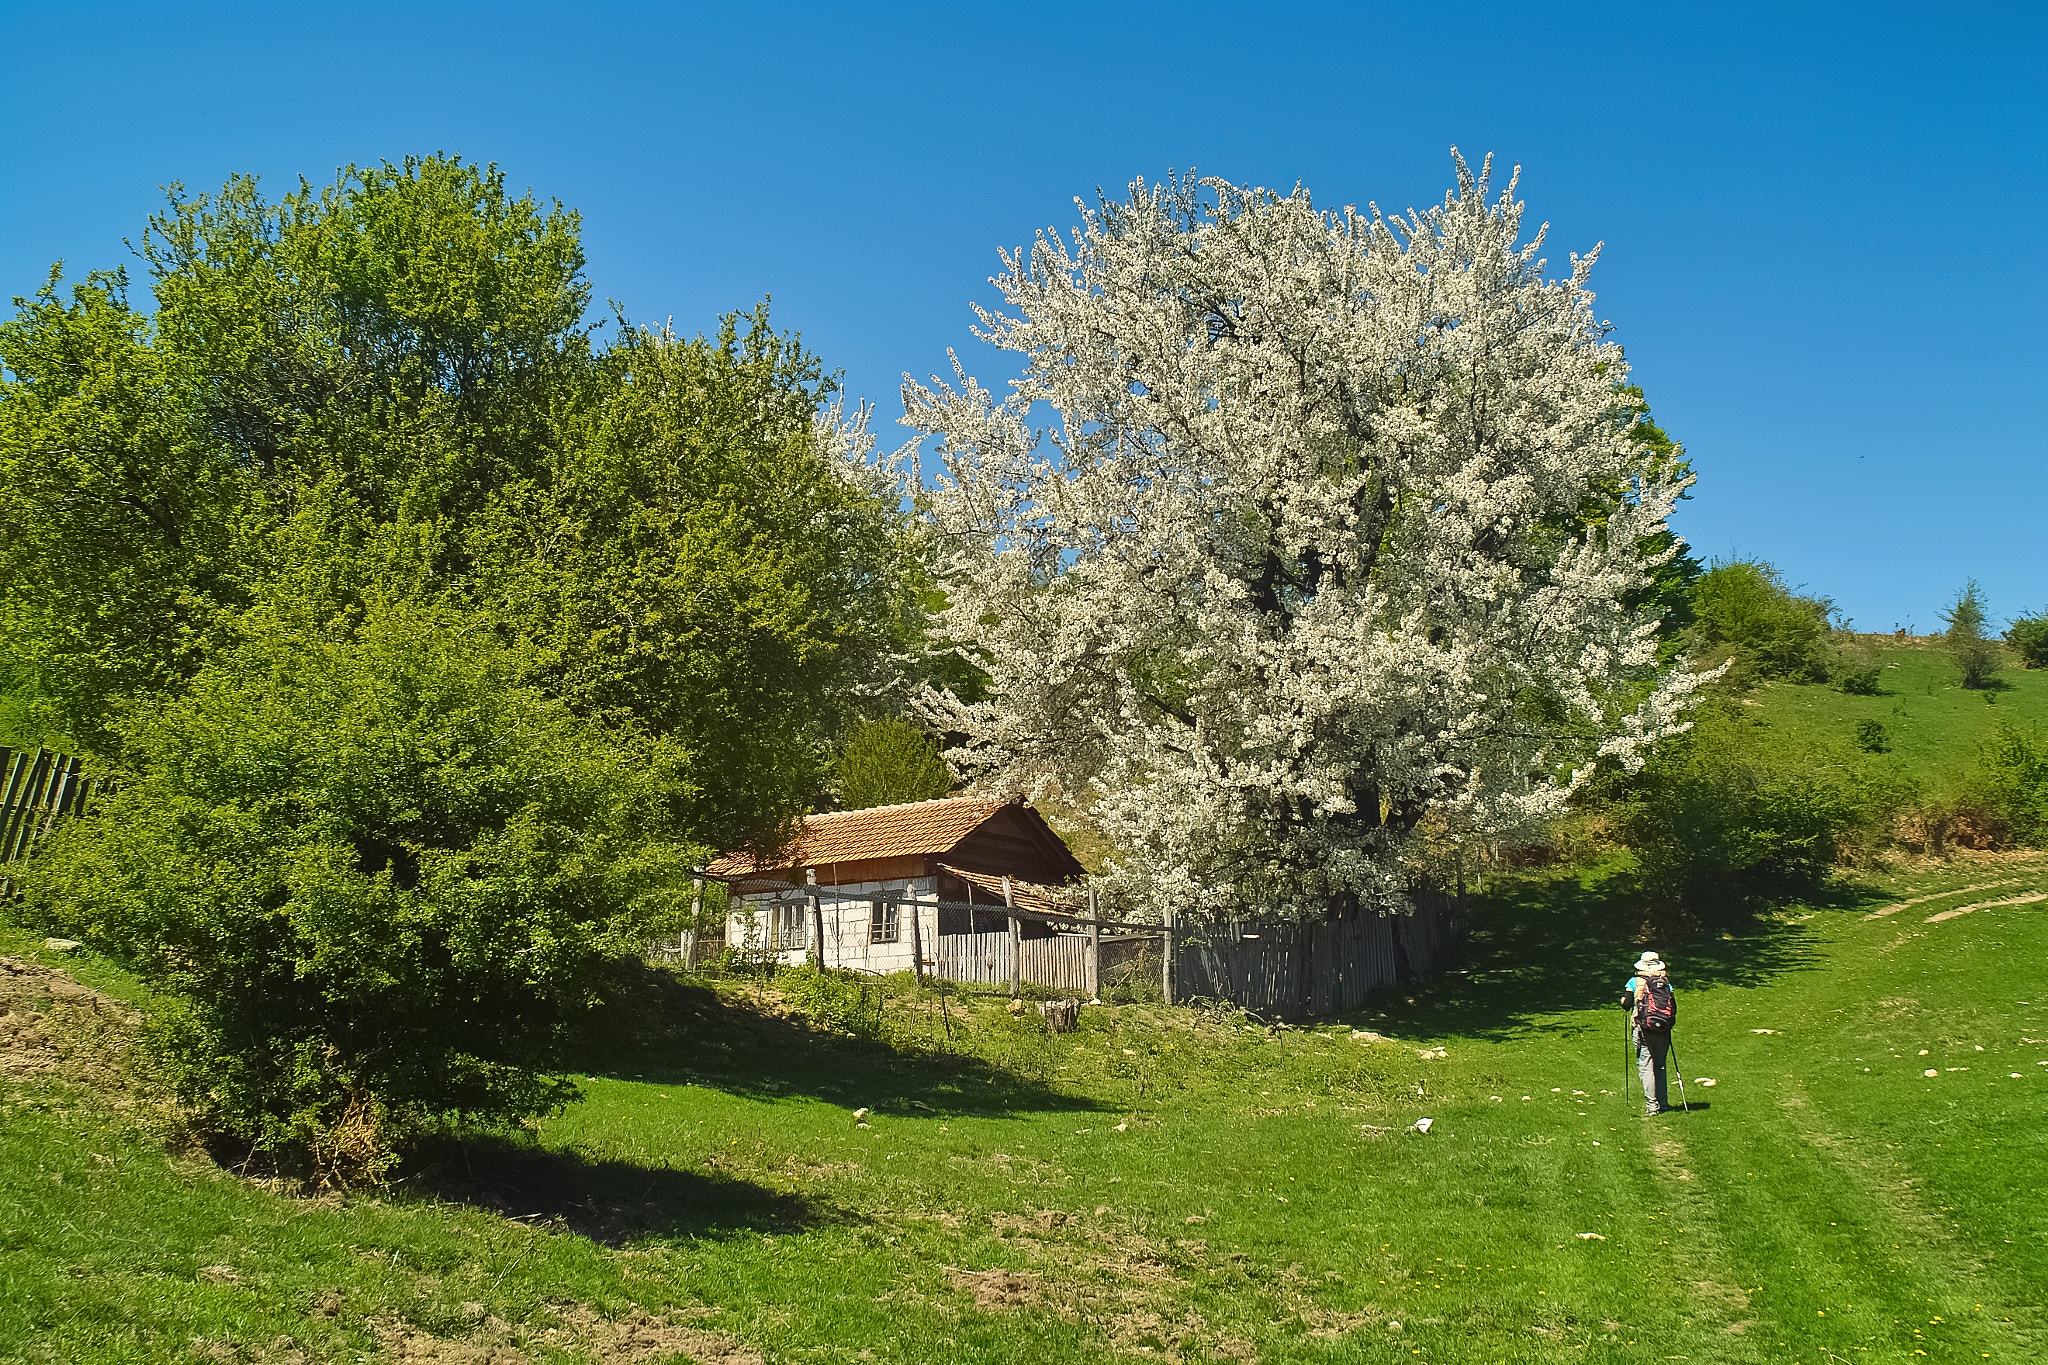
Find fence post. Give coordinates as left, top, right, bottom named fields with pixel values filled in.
left=806, top=868, right=824, bottom=969
left=1086, top=887, right=1101, bottom=1000
left=1161, top=908, right=1176, bottom=1007
left=687, top=876, right=705, bottom=969
left=910, top=884, right=926, bottom=985
left=1003, top=875, right=1021, bottom=998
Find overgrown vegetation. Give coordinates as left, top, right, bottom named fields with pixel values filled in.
left=0, top=157, right=934, bottom=1169
left=23, top=593, right=700, bottom=1176
left=1608, top=706, right=1866, bottom=913
left=2005, top=607, right=2048, bottom=669
left=1686, top=556, right=1833, bottom=685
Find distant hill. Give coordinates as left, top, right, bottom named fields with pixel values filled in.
left=1750, top=634, right=2047, bottom=788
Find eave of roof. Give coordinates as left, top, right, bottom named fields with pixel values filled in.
left=705, top=795, right=1011, bottom=877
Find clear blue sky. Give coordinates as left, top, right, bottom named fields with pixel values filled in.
left=3, top=2, right=2042, bottom=632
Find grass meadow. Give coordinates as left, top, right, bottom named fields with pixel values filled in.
left=1752, top=636, right=2048, bottom=788
left=5, top=852, right=2047, bottom=1364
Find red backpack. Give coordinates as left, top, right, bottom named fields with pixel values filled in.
left=1637, top=976, right=1677, bottom=1033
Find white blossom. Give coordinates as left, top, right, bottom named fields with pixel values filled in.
left=905, top=153, right=1714, bottom=923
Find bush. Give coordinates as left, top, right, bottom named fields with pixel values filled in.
left=1854, top=719, right=1890, bottom=754
left=2005, top=611, right=2048, bottom=669
left=1616, top=707, right=1863, bottom=914
left=1975, top=722, right=2048, bottom=847
left=836, top=718, right=952, bottom=810
left=1688, top=558, right=1833, bottom=684
left=24, top=598, right=697, bottom=1177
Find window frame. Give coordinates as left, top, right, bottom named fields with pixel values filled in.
left=869, top=897, right=900, bottom=944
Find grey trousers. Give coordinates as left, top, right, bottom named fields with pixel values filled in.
left=1635, top=1027, right=1670, bottom=1114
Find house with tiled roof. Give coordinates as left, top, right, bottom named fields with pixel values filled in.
left=708, top=796, right=1087, bottom=973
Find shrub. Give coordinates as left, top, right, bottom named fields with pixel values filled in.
left=2005, top=611, right=2048, bottom=669
left=1854, top=719, right=1890, bottom=754
left=837, top=718, right=952, bottom=810
left=1942, top=580, right=1999, bottom=689
left=1688, top=558, right=1833, bottom=684
left=1616, top=707, right=1862, bottom=914
left=1975, top=722, right=2048, bottom=847
left=24, top=598, right=697, bottom=1177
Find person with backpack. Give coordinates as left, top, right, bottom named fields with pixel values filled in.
left=1623, top=951, right=1677, bottom=1116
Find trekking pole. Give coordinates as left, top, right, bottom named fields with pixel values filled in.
left=1668, top=1037, right=1691, bottom=1113
left=1621, top=1010, right=1632, bottom=1102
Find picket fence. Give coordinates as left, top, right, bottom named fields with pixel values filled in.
left=0, top=747, right=96, bottom=886
left=931, top=930, right=1105, bottom=994
left=1170, top=898, right=1461, bottom=1019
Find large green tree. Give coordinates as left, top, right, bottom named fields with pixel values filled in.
left=2, top=157, right=925, bottom=1163
left=1, top=156, right=921, bottom=847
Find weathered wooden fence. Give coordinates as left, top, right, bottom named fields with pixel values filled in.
left=0, top=747, right=97, bottom=888
left=1170, top=899, right=1461, bottom=1019
left=931, top=930, right=1105, bottom=993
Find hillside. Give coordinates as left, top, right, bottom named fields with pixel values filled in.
left=1750, top=635, right=2048, bottom=788
left=5, top=854, right=2047, bottom=1363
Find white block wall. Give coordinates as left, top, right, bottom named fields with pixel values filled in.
left=727, top=875, right=939, bottom=974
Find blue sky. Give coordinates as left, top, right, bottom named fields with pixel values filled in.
left=3, top=2, right=2042, bottom=632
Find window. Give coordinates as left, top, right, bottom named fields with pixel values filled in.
left=772, top=901, right=807, bottom=951
left=869, top=897, right=899, bottom=944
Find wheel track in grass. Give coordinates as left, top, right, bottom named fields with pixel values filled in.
left=1633, top=1125, right=1766, bottom=1353
left=1767, top=1077, right=2044, bottom=1360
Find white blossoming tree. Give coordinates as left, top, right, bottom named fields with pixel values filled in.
left=906, top=153, right=1712, bottom=923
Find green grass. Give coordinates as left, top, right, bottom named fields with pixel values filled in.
left=1752, top=636, right=2048, bottom=789
left=6, top=858, right=2048, bottom=1364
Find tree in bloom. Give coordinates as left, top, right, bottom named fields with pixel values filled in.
left=905, top=153, right=1714, bottom=923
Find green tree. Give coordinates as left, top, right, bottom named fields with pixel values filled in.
left=1974, top=722, right=2048, bottom=846
left=1615, top=705, right=1860, bottom=915
left=1942, top=579, right=1998, bottom=689
left=837, top=718, right=952, bottom=810
left=1688, top=557, right=1833, bottom=685
left=4, top=157, right=929, bottom=1166
left=0, top=269, right=261, bottom=750
left=2, top=156, right=923, bottom=847
left=2003, top=609, right=2048, bottom=669
left=24, top=591, right=697, bottom=1174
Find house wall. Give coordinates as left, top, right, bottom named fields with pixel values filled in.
left=727, top=875, right=939, bottom=973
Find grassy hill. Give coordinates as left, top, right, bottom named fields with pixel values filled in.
left=6, top=852, right=2047, bottom=1363
left=1749, top=635, right=2048, bottom=790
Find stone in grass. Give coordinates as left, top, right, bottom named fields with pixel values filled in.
left=43, top=938, right=82, bottom=954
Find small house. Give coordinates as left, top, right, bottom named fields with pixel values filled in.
left=707, top=796, right=1087, bottom=973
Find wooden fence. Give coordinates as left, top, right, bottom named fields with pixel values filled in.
left=932, top=930, right=1100, bottom=993
left=1170, top=899, right=1461, bottom=1019
left=0, top=747, right=97, bottom=888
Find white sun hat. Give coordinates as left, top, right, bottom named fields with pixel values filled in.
left=1633, top=951, right=1667, bottom=974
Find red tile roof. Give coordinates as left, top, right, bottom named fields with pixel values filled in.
left=707, top=796, right=1011, bottom=878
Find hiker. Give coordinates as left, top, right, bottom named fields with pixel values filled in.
left=1623, top=951, right=1677, bottom=1116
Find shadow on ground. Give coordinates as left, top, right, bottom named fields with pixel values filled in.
left=1365, top=867, right=1875, bottom=1041
left=404, top=1133, right=834, bottom=1246
left=574, top=965, right=1103, bottom=1121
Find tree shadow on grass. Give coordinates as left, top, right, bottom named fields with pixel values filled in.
left=573, top=966, right=1104, bottom=1121
left=401, top=1132, right=836, bottom=1247
left=1366, top=869, right=1881, bottom=1042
